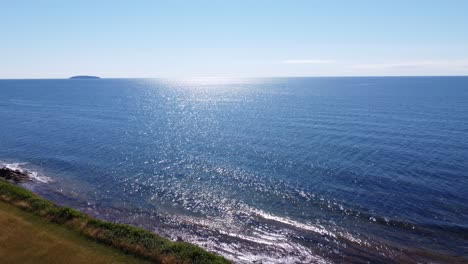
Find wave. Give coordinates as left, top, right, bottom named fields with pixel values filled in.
left=0, top=161, right=52, bottom=183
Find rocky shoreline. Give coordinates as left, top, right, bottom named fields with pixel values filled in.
left=0, top=166, right=31, bottom=183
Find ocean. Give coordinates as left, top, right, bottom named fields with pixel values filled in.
left=0, top=77, right=467, bottom=263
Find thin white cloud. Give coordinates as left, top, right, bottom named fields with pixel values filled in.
left=283, top=59, right=335, bottom=64
left=353, top=59, right=468, bottom=70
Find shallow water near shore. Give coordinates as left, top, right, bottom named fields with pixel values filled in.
left=1, top=77, right=467, bottom=263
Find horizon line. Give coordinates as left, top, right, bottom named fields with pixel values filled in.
left=1, top=75, right=468, bottom=80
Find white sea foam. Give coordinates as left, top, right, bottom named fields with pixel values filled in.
left=250, top=208, right=337, bottom=238
left=0, top=161, right=52, bottom=183
left=154, top=200, right=342, bottom=263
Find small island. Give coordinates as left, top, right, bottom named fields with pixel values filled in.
left=69, top=75, right=101, bottom=79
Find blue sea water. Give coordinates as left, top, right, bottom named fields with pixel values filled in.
left=0, top=77, right=467, bottom=263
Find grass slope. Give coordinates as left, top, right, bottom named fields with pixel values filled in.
left=0, top=202, right=151, bottom=264
left=0, top=179, right=229, bottom=264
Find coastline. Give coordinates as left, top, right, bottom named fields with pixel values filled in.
left=0, top=202, right=152, bottom=264
left=0, top=174, right=229, bottom=264
left=1, top=162, right=467, bottom=263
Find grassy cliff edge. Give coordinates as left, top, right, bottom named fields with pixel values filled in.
left=0, top=179, right=229, bottom=264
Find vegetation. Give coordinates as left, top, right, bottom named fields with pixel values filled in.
left=0, top=179, right=229, bottom=264
left=0, top=202, right=151, bottom=263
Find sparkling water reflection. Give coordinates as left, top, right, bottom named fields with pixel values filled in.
left=1, top=77, right=467, bottom=263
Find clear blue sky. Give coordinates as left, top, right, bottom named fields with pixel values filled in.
left=1, top=0, right=468, bottom=78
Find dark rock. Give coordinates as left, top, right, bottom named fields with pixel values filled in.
left=0, top=167, right=31, bottom=183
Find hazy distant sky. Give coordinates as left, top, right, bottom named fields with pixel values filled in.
left=1, top=0, right=468, bottom=78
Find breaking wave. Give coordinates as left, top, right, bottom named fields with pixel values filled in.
left=0, top=161, right=52, bottom=183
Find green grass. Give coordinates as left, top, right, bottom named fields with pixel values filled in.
left=0, top=179, right=230, bottom=264
left=0, top=201, right=152, bottom=264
